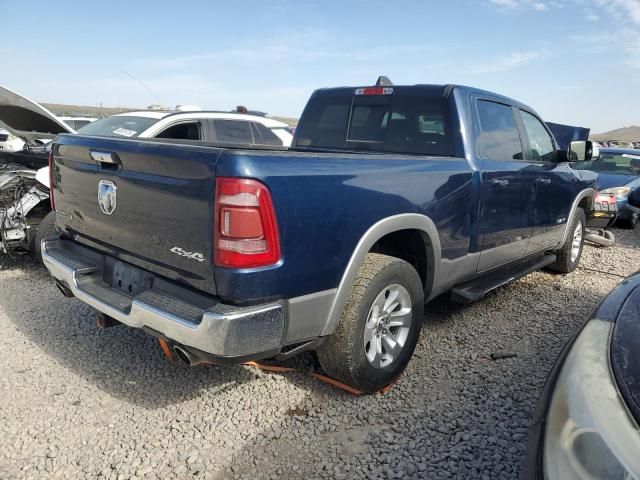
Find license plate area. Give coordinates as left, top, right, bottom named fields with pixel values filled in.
left=104, top=258, right=154, bottom=297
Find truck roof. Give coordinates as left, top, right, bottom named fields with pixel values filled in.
left=311, top=83, right=533, bottom=110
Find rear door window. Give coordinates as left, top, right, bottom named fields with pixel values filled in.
left=213, top=120, right=254, bottom=144
left=155, top=121, right=202, bottom=140
left=476, top=100, right=524, bottom=161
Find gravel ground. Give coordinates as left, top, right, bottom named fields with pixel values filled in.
left=1, top=229, right=638, bottom=480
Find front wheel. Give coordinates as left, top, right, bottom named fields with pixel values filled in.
left=548, top=208, right=586, bottom=273
left=316, top=253, right=424, bottom=393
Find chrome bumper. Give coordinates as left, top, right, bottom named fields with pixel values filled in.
left=41, top=237, right=285, bottom=359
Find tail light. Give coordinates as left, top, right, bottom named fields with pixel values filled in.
left=214, top=177, right=280, bottom=268
left=354, top=87, right=394, bottom=96
left=48, top=151, right=55, bottom=210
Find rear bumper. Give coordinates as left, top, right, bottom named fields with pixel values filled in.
left=42, top=237, right=286, bottom=360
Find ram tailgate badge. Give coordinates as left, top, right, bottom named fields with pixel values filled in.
left=98, top=180, right=117, bottom=215
left=170, top=246, right=205, bottom=262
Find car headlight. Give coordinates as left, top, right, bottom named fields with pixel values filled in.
left=600, top=187, right=631, bottom=197
left=544, top=320, right=640, bottom=479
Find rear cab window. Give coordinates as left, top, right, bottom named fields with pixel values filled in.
left=294, top=89, right=454, bottom=156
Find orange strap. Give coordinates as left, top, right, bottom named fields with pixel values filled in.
left=310, top=372, right=363, bottom=395
left=241, top=361, right=296, bottom=373
left=157, top=344, right=396, bottom=394
left=243, top=361, right=396, bottom=395
left=158, top=338, right=174, bottom=362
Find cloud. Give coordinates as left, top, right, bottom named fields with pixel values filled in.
left=581, top=0, right=640, bottom=66
left=584, top=9, right=600, bottom=21
left=595, top=0, right=640, bottom=24
left=532, top=2, right=550, bottom=10
left=138, top=44, right=436, bottom=69
left=490, top=0, right=519, bottom=7
left=469, top=51, right=544, bottom=74
left=488, top=0, right=557, bottom=11
left=135, top=29, right=444, bottom=69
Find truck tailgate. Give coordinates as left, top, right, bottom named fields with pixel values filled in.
left=52, top=135, right=222, bottom=294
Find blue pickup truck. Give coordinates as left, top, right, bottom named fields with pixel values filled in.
left=42, top=81, right=597, bottom=392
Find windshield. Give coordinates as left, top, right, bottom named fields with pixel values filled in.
left=294, top=94, right=453, bottom=156
left=77, top=115, right=160, bottom=138
left=579, top=152, right=640, bottom=176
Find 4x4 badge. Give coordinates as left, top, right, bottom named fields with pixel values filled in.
left=98, top=180, right=117, bottom=215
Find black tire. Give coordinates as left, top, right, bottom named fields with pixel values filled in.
left=34, top=210, right=57, bottom=264
left=316, top=253, right=424, bottom=393
left=548, top=208, right=586, bottom=273
left=616, top=210, right=639, bottom=229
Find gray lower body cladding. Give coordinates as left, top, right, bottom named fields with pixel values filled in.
left=42, top=237, right=287, bottom=359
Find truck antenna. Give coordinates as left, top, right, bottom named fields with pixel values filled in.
left=120, top=70, right=164, bottom=107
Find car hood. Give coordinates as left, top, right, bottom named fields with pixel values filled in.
left=546, top=122, right=590, bottom=150
left=0, top=85, right=74, bottom=142
left=595, top=172, right=639, bottom=190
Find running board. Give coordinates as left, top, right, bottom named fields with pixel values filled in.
left=450, top=254, right=556, bottom=304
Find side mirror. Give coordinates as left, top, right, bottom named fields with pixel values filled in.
left=567, top=140, right=593, bottom=162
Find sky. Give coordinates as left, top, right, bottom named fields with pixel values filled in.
left=1, top=0, right=639, bottom=133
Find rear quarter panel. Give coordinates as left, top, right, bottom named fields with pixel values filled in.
left=214, top=150, right=476, bottom=302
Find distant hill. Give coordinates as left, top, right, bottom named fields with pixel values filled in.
left=590, top=126, right=640, bottom=142
left=42, top=103, right=137, bottom=117
left=41, top=103, right=299, bottom=126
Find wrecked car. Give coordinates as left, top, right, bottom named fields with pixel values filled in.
left=0, top=85, right=73, bottom=259
left=526, top=271, right=640, bottom=479
left=0, top=164, right=54, bottom=260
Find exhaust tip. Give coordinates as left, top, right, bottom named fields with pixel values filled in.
left=173, top=345, right=192, bottom=366
left=55, top=280, right=74, bottom=298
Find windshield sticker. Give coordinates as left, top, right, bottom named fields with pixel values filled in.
left=113, top=127, right=137, bottom=137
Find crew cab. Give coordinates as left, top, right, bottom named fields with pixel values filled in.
left=42, top=80, right=596, bottom=392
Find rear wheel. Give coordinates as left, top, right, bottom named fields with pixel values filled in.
left=548, top=208, right=586, bottom=273
left=316, top=253, right=424, bottom=393
left=34, top=210, right=56, bottom=264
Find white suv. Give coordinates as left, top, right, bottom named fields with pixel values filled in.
left=78, top=111, right=294, bottom=147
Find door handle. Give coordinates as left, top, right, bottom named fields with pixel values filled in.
left=488, top=179, right=509, bottom=188
left=536, top=177, right=551, bottom=185
left=90, top=150, right=121, bottom=171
